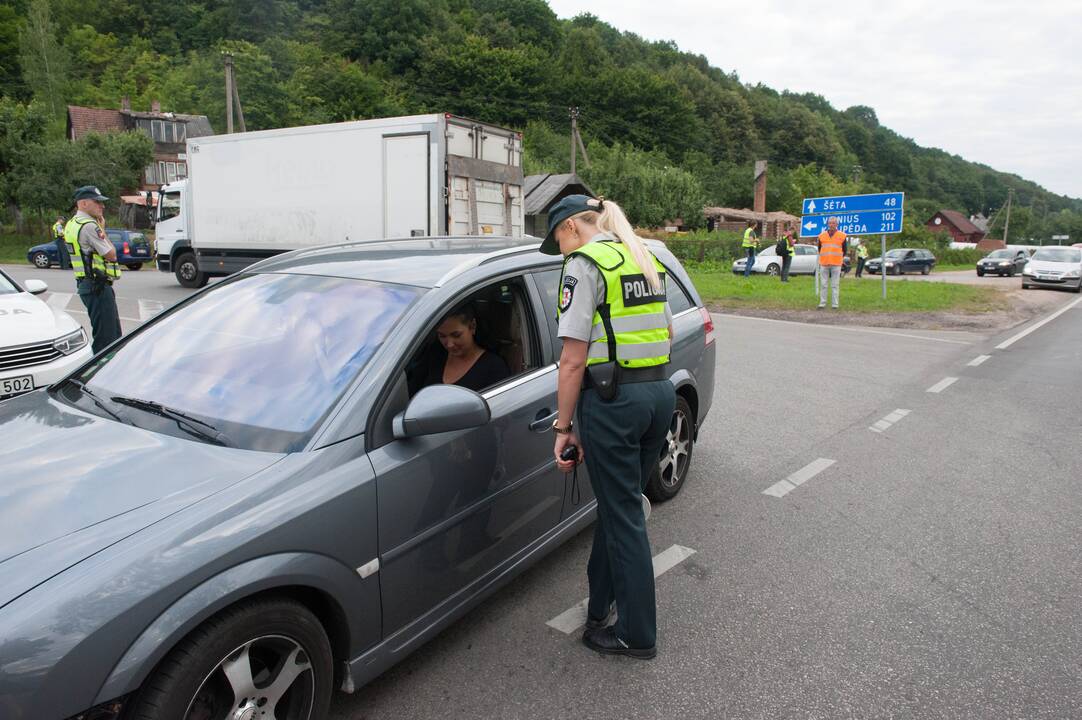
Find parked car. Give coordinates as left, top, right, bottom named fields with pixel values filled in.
left=1021, top=246, right=1082, bottom=292
left=0, top=236, right=716, bottom=719
left=977, top=248, right=1029, bottom=277
left=731, top=243, right=851, bottom=276
left=864, top=248, right=936, bottom=275
left=27, top=227, right=153, bottom=270
left=0, top=267, right=92, bottom=401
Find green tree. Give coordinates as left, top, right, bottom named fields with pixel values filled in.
left=0, top=96, right=49, bottom=230
left=18, top=0, right=69, bottom=119
left=582, top=141, right=706, bottom=228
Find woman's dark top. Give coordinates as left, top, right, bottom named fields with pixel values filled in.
left=424, top=349, right=511, bottom=393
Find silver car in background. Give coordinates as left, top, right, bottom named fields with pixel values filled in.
left=731, top=243, right=849, bottom=276
left=1022, top=246, right=1082, bottom=292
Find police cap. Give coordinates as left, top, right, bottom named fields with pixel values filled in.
left=540, top=194, right=600, bottom=255
left=72, top=185, right=109, bottom=203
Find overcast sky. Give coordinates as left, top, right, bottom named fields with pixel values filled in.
left=547, top=0, right=1082, bottom=200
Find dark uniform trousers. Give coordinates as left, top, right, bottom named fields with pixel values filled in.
left=579, top=379, right=676, bottom=648
left=77, top=278, right=122, bottom=353
left=55, top=236, right=72, bottom=269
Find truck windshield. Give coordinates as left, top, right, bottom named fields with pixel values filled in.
left=67, top=273, right=423, bottom=452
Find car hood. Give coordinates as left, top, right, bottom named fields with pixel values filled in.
left=0, top=392, right=285, bottom=609
left=1028, top=259, right=1079, bottom=273
left=0, top=292, right=81, bottom=348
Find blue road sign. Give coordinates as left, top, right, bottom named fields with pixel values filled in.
left=799, top=209, right=904, bottom=238
left=801, top=192, right=904, bottom=216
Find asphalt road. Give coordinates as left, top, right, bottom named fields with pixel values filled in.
left=5, top=263, right=1080, bottom=718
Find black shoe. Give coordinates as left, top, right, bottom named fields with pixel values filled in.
left=582, top=626, right=656, bottom=660
left=585, top=603, right=616, bottom=631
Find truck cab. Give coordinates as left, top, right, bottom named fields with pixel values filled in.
left=153, top=180, right=205, bottom=287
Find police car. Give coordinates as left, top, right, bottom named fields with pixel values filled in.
left=0, top=267, right=91, bottom=401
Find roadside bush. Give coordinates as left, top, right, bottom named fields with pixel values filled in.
left=647, top=229, right=745, bottom=265
left=936, top=248, right=985, bottom=266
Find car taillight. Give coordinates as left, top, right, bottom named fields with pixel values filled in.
left=699, top=307, right=715, bottom=346
left=122, top=241, right=130, bottom=254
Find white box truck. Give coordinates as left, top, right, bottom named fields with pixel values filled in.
left=153, top=114, right=525, bottom=287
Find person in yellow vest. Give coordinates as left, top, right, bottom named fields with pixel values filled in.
left=52, top=215, right=72, bottom=269
left=741, top=219, right=759, bottom=278
left=778, top=230, right=796, bottom=282
left=65, top=186, right=123, bottom=352
left=816, top=216, right=847, bottom=309
left=540, top=194, right=675, bottom=660
left=855, top=240, right=869, bottom=278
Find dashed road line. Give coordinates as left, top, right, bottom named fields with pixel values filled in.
left=870, top=408, right=910, bottom=433
left=762, top=458, right=836, bottom=498
left=45, top=291, right=73, bottom=310
left=546, top=545, right=697, bottom=634
left=138, top=299, right=167, bottom=321
left=967, top=355, right=991, bottom=367
left=996, top=297, right=1082, bottom=350
left=926, top=377, right=958, bottom=394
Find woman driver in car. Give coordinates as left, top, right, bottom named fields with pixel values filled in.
left=421, top=303, right=510, bottom=393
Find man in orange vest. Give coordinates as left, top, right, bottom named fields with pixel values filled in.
left=817, top=217, right=847, bottom=309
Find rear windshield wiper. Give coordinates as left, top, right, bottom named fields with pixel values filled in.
left=110, top=396, right=232, bottom=447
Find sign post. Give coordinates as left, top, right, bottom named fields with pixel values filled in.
left=801, top=192, right=905, bottom=300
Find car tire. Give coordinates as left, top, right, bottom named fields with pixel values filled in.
left=31, top=251, right=51, bottom=269
left=1022, top=282, right=1030, bottom=289
left=921, top=266, right=930, bottom=275
left=175, top=252, right=208, bottom=289
left=976, top=270, right=984, bottom=277
left=645, top=395, right=694, bottom=503
left=125, top=263, right=143, bottom=271
left=893, top=266, right=902, bottom=276
left=766, top=264, right=780, bottom=276
left=1074, top=282, right=1082, bottom=294
left=126, top=597, right=333, bottom=720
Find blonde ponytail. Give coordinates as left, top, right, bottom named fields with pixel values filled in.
left=596, top=199, right=662, bottom=293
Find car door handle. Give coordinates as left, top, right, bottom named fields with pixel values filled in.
left=529, top=409, right=558, bottom=432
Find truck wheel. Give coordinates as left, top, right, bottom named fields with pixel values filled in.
left=126, top=597, right=333, bottom=720
left=175, top=252, right=208, bottom=289
left=645, top=396, right=694, bottom=502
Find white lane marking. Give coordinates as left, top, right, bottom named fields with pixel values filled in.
left=926, top=377, right=959, bottom=393
left=762, top=458, right=836, bottom=498
left=716, top=313, right=974, bottom=345
left=967, top=355, right=991, bottom=367
left=45, top=291, right=73, bottom=310
left=870, top=408, right=911, bottom=433
left=138, top=299, right=167, bottom=321
left=546, top=545, right=697, bottom=634
left=996, top=297, right=1082, bottom=350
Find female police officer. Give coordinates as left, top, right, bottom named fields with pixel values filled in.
left=539, top=194, right=676, bottom=659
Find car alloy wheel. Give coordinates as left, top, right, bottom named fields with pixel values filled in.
left=645, top=396, right=694, bottom=502
left=32, top=251, right=50, bottom=269
left=766, top=264, right=780, bottom=276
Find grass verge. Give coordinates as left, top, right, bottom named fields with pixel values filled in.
left=0, top=234, right=37, bottom=265
left=686, top=270, right=1008, bottom=314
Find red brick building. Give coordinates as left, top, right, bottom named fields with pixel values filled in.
left=67, top=99, right=214, bottom=191
left=926, top=210, right=986, bottom=244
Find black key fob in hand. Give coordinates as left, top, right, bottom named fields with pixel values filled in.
left=560, top=444, right=579, bottom=462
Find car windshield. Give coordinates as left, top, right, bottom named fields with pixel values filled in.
left=0, top=271, right=19, bottom=294
left=987, top=250, right=1013, bottom=259
left=1032, top=247, right=1081, bottom=263
left=68, top=272, right=423, bottom=452
left=885, top=249, right=909, bottom=258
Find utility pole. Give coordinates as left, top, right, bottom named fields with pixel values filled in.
left=223, top=52, right=247, bottom=134
left=1003, top=188, right=1013, bottom=244
left=569, top=106, right=579, bottom=175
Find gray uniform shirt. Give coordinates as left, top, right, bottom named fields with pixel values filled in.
left=74, top=210, right=114, bottom=258
left=557, top=233, right=673, bottom=343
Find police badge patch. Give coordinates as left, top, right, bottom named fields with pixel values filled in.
left=559, top=276, right=578, bottom=312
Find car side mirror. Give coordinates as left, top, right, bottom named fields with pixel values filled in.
left=24, top=279, right=48, bottom=295
left=393, top=384, right=490, bottom=439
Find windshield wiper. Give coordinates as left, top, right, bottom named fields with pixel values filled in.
left=110, top=396, right=232, bottom=447
left=67, top=379, right=127, bottom=424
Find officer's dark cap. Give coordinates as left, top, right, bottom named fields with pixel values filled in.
left=73, top=185, right=109, bottom=202
left=540, top=194, right=601, bottom=255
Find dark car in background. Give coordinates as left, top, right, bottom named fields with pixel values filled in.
left=977, top=248, right=1029, bottom=277
left=864, top=248, right=936, bottom=275
left=27, top=227, right=152, bottom=270
left=0, top=236, right=715, bottom=720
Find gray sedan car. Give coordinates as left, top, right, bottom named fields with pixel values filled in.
left=0, top=236, right=715, bottom=719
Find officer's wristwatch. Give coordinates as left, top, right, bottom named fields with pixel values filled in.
left=552, top=419, right=573, bottom=434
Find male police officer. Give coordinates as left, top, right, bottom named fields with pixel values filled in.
left=52, top=215, right=72, bottom=269
left=65, top=186, right=122, bottom=352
